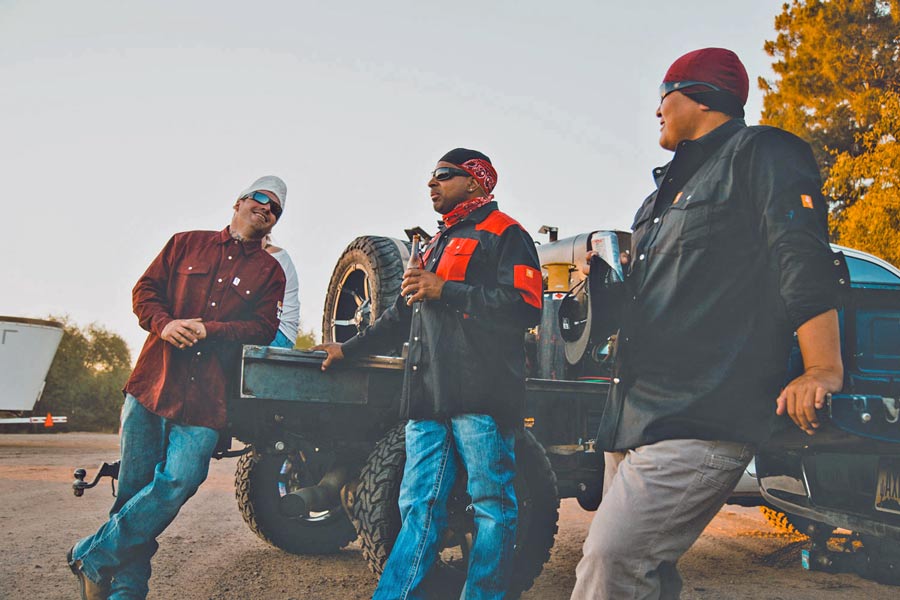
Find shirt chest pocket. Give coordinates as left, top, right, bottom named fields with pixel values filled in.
left=177, top=264, right=210, bottom=277
left=436, top=238, right=479, bottom=282
left=225, top=276, right=266, bottom=308
left=658, top=192, right=714, bottom=253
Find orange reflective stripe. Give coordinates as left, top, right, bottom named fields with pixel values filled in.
left=514, top=265, right=542, bottom=308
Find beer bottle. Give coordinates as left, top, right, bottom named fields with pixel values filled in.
left=408, top=234, right=424, bottom=270
left=406, top=234, right=424, bottom=302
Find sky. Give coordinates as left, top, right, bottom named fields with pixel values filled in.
left=1, top=0, right=789, bottom=359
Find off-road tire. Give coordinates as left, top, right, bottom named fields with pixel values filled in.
left=759, top=505, right=822, bottom=538
left=322, top=235, right=408, bottom=346
left=235, top=447, right=357, bottom=555
left=353, top=423, right=559, bottom=599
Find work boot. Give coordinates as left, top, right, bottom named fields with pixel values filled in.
left=67, top=546, right=110, bottom=600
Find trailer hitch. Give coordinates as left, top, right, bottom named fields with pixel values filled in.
left=73, top=460, right=120, bottom=497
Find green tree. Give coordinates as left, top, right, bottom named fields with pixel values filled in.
left=35, top=317, right=131, bottom=432
left=294, top=324, right=318, bottom=350
left=760, top=0, right=900, bottom=258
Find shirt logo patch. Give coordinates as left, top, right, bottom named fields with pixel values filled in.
left=232, top=277, right=241, bottom=286
left=277, top=300, right=283, bottom=320
left=800, top=194, right=814, bottom=209
left=673, top=191, right=684, bottom=205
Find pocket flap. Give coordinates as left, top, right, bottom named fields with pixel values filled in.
left=177, top=264, right=210, bottom=275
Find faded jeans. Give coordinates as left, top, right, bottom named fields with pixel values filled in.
left=373, top=415, right=517, bottom=600
left=72, top=394, right=219, bottom=599
left=571, top=438, right=755, bottom=600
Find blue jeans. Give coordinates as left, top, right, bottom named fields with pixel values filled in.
left=72, top=394, right=219, bottom=600
left=373, top=415, right=517, bottom=600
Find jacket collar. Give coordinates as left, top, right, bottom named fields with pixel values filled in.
left=652, top=118, right=746, bottom=188
left=219, top=226, right=264, bottom=254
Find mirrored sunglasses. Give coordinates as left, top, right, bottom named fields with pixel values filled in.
left=248, top=191, right=283, bottom=219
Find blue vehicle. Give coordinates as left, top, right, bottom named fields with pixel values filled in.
left=755, top=245, right=900, bottom=582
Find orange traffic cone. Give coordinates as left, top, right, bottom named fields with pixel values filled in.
left=44, top=413, right=54, bottom=428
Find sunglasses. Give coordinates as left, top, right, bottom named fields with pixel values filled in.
left=431, top=167, right=471, bottom=181
left=659, top=80, right=722, bottom=100
left=247, top=191, right=283, bottom=220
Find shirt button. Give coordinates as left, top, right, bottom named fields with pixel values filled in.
left=218, top=278, right=223, bottom=283
left=639, top=254, right=645, bottom=261
left=413, top=336, right=419, bottom=342
left=632, top=295, right=637, bottom=300
left=196, top=351, right=202, bottom=356
left=246, top=290, right=251, bottom=295
left=211, top=302, right=216, bottom=307
left=653, top=217, right=660, bottom=224
left=415, top=308, right=419, bottom=313
left=187, top=266, right=193, bottom=270
left=190, top=376, right=195, bottom=381
left=613, top=377, right=620, bottom=384
left=412, top=365, right=418, bottom=371
left=228, top=256, right=233, bottom=260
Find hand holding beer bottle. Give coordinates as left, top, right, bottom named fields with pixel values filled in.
left=404, top=234, right=424, bottom=304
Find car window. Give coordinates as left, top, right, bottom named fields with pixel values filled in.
left=846, top=256, right=900, bottom=285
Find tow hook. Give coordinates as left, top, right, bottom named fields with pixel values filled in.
left=73, top=460, right=120, bottom=497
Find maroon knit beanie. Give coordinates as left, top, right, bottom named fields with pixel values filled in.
left=663, top=48, right=749, bottom=117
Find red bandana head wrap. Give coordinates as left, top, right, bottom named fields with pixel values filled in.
left=459, top=158, right=498, bottom=195
left=439, top=147, right=499, bottom=195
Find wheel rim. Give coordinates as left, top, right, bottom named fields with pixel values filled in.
left=328, top=265, right=371, bottom=343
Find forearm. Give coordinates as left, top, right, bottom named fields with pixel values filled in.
left=796, top=308, right=843, bottom=384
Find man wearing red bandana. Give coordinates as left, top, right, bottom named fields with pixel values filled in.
left=315, top=148, right=541, bottom=599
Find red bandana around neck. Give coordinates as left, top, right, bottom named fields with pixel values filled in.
left=442, top=195, right=492, bottom=228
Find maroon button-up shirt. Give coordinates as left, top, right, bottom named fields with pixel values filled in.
left=125, top=227, right=286, bottom=430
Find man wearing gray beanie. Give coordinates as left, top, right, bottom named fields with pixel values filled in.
left=68, top=176, right=287, bottom=600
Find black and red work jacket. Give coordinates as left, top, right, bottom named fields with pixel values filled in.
left=342, top=202, right=542, bottom=429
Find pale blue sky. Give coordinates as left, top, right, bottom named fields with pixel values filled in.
left=1, top=0, right=788, bottom=357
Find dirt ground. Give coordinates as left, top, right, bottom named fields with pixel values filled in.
left=1, top=432, right=896, bottom=599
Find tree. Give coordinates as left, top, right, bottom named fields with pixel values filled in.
left=760, top=0, right=900, bottom=259
left=826, top=91, right=900, bottom=264
left=294, top=323, right=318, bottom=350
left=35, top=317, right=132, bottom=432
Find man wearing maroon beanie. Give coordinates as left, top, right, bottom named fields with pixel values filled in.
left=571, top=48, right=845, bottom=599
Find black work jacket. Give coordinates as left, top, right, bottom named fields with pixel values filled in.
left=342, top=202, right=542, bottom=428
left=597, top=119, right=843, bottom=451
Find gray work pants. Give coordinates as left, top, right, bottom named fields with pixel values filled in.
left=571, top=438, right=754, bottom=600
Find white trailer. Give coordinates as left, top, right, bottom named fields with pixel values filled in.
left=0, top=316, right=66, bottom=425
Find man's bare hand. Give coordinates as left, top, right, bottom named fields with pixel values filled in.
left=311, top=342, right=344, bottom=371
left=161, top=318, right=205, bottom=349
left=776, top=367, right=842, bottom=435
left=401, top=269, right=445, bottom=305
left=775, top=309, right=843, bottom=435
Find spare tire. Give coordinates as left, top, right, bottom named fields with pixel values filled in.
left=322, top=236, right=409, bottom=347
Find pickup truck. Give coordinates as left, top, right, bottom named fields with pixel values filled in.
left=75, top=233, right=900, bottom=594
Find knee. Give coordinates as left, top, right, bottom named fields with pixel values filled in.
left=581, top=533, right=627, bottom=571
left=158, top=466, right=208, bottom=502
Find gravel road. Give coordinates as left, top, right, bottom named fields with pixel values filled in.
left=1, top=433, right=895, bottom=599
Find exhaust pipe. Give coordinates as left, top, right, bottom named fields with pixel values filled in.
left=279, top=464, right=350, bottom=518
